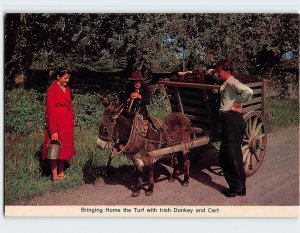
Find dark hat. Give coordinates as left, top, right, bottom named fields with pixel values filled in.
left=128, top=71, right=146, bottom=81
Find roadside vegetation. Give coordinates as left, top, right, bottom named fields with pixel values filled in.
left=4, top=13, right=299, bottom=205
left=5, top=87, right=166, bottom=205
left=266, top=98, right=299, bottom=132
left=4, top=86, right=299, bottom=205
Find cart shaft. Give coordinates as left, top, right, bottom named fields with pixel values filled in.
left=149, top=136, right=210, bottom=160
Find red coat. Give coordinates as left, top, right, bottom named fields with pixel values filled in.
left=42, top=82, right=75, bottom=160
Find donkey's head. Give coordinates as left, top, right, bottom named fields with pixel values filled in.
left=97, top=102, right=125, bottom=149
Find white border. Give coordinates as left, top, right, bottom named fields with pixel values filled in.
left=0, top=0, right=300, bottom=13
left=1, top=1, right=300, bottom=233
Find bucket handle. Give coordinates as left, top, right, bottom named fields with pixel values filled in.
left=47, top=139, right=62, bottom=148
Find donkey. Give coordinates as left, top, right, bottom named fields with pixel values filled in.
left=97, top=102, right=192, bottom=197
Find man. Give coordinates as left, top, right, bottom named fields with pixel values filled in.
left=213, top=59, right=253, bottom=198
left=120, top=71, right=150, bottom=119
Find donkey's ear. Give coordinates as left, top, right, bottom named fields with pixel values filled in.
left=112, top=104, right=125, bottom=119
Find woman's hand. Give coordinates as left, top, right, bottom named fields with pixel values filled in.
left=51, top=132, right=59, bottom=140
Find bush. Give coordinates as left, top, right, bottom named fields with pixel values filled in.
left=5, top=88, right=45, bottom=135
left=148, top=84, right=171, bottom=120
left=4, top=89, right=298, bottom=204
left=72, top=92, right=104, bottom=128
left=267, top=98, right=299, bottom=132
left=4, top=127, right=133, bottom=205
left=268, top=73, right=299, bottom=99
left=4, top=88, right=109, bottom=134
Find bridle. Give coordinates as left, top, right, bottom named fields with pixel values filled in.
left=100, top=118, right=118, bottom=145
left=99, top=104, right=125, bottom=149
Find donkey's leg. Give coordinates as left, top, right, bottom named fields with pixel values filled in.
left=145, top=156, right=155, bottom=196
left=169, top=153, right=179, bottom=182
left=182, top=149, right=190, bottom=187
left=131, top=158, right=143, bottom=197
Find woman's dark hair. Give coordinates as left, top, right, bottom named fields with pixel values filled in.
left=215, top=59, right=234, bottom=73
left=56, top=67, right=70, bottom=78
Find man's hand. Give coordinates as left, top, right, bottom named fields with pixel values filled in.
left=130, top=92, right=141, bottom=99
left=51, top=132, right=59, bottom=140
left=232, top=104, right=242, bottom=113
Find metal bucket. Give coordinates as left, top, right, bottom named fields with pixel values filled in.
left=47, top=140, right=62, bottom=160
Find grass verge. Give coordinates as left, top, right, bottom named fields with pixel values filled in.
left=4, top=127, right=132, bottom=205
left=4, top=98, right=298, bottom=204
left=266, top=98, right=299, bottom=133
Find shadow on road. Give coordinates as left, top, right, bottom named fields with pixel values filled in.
left=82, top=159, right=136, bottom=191
left=82, top=144, right=227, bottom=193
left=189, top=145, right=227, bottom=192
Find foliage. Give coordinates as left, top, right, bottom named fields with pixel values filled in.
left=268, top=63, right=299, bottom=99
left=5, top=96, right=298, bottom=204
left=5, top=13, right=299, bottom=86
left=266, top=98, right=299, bottom=133
left=4, top=87, right=169, bottom=204
left=4, top=88, right=45, bottom=135
left=4, top=88, right=115, bottom=135
left=72, top=92, right=104, bottom=128
left=4, top=127, right=133, bottom=205
left=148, top=84, right=172, bottom=119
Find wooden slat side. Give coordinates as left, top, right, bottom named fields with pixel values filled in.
left=243, top=104, right=261, bottom=113
left=161, top=81, right=262, bottom=91
left=243, top=96, right=262, bottom=106
left=159, top=81, right=221, bottom=90
left=170, top=104, right=179, bottom=112
left=185, top=114, right=210, bottom=123
left=169, top=96, right=206, bottom=106
left=174, top=87, right=184, bottom=113
left=203, top=89, right=213, bottom=129
left=183, top=106, right=209, bottom=115
left=174, top=88, right=205, bottom=98
left=246, top=82, right=263, bottom=88
left=167, top=89, right=204, bottom=98
left=182, top=97, right=206, bottom=106
left=252, top=89, right=262, bottom=95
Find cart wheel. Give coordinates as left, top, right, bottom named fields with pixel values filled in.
left=242, top=111, right=267, bottom=177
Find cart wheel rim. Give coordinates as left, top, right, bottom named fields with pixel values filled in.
left=243, top=111, right=267, bottom=177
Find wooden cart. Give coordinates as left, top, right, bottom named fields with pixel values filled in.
left=155, top=80, right=268, bottom=177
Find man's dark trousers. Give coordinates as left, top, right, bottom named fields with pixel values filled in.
left=219, top=110, right=246, bottom=191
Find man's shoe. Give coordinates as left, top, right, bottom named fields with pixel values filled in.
left=222, top=189, right=246, bottom=198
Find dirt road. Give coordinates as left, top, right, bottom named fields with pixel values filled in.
left=27, top=125, right=299, bottom=206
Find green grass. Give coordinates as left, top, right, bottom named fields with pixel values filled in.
left=4, top=127, right=133, bottom=205
left=266, top=98, right=299, bottom=133
left=5, top=97, right=298, bottom=205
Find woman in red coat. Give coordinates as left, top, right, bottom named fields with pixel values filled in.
left=42, top=68, right=75, bottom=181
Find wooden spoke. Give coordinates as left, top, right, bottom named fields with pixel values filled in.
left=248, top=117, right=252, bottom=136
left=258, top=138, right=265, bottom=150
left=257, top=133, right=266, bottom=139
left=244, top=151, right=251, bottom=170
left=243, top=139, right=250, bottom=143
left=253, top=150, right=260, bottom=162
left=245, top=123, right=250, bottom=139
left=242, top=144, right=250, bottom=152
left=251, top=116, right=258, bottom=135
left=243, top=148, right=250, bottom=162
left=253, top=122, right=263, bottom=137
left=245, top=130, right=250, bottom=139
left=250, top=152, right=255, bottom=170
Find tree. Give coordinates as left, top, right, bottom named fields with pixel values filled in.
left=5, top=13, right=299, bottom=88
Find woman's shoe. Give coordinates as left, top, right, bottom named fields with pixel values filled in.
left=51, top=176, right=60, bottom=182
left=58, top=174, right=65, bottom=180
